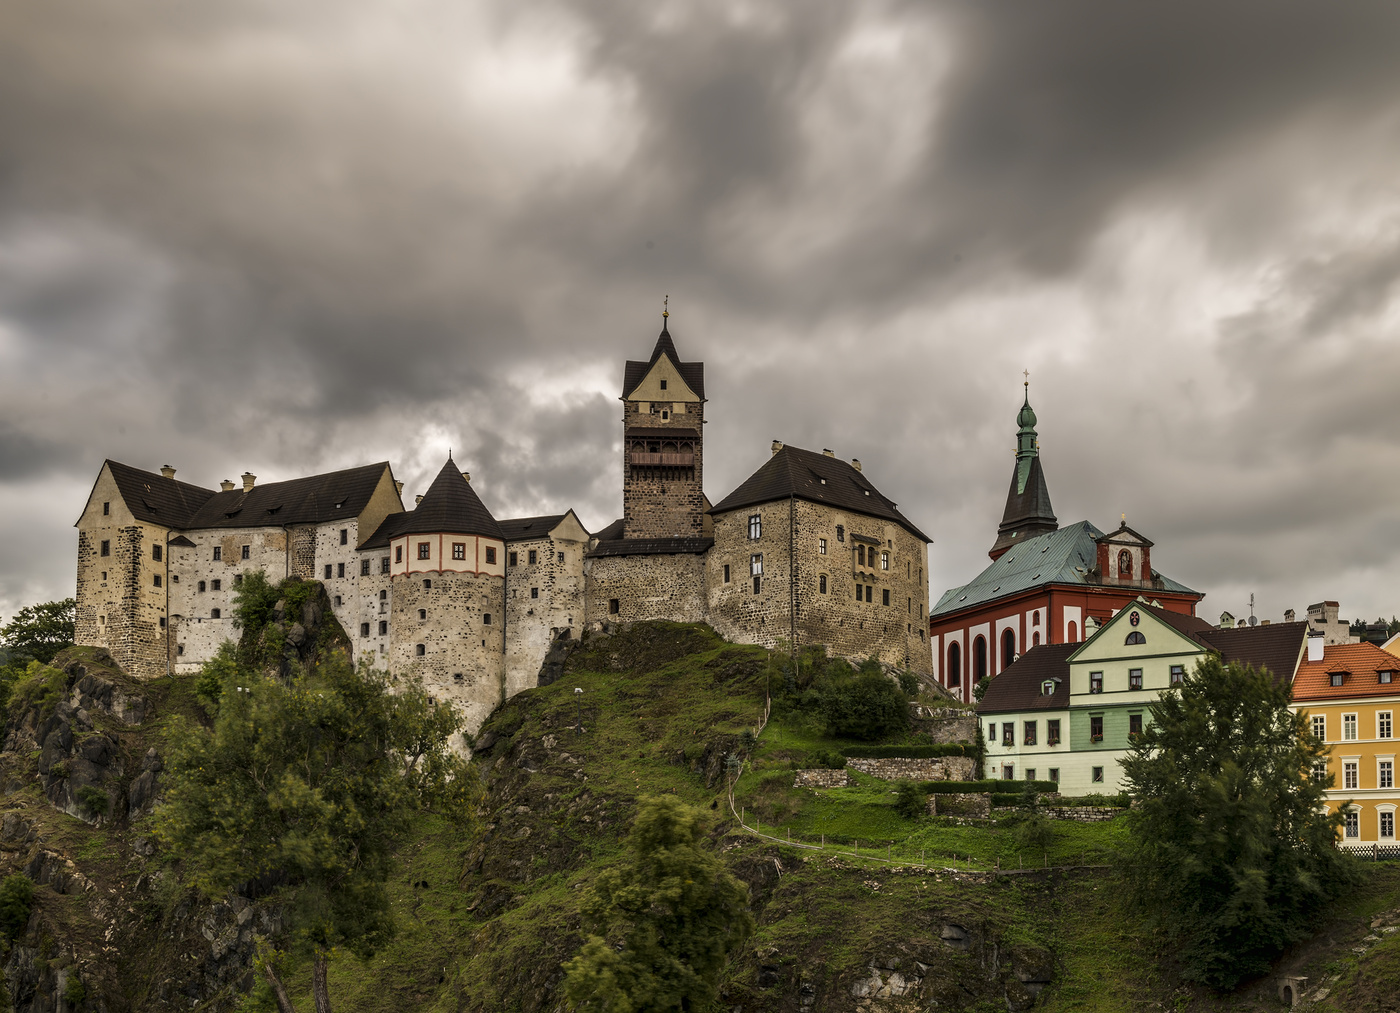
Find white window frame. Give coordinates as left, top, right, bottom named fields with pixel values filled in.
left=750, top=553, right=763, bottom=576
left=1344, top=760, right=1360, bottom=790
left=1312, top=714, right=1326, bottom=741
left=819, top=538, right=827, bottom=555
left=1343, top=713, right=1359, bottom=741
left=1380, top=805, right=1397, bottom=840
left=1380, top=711, right=1393, bottom=740
left=880, top=551, right=889, bottom=570
left=1379, top=757, right=1395, bottom=790
left=1344, top=808, right=1360, bottom=839
left=748, top=514, right=761, bottom=539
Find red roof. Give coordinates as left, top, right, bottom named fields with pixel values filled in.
left=1293, top=642, right=1400, bottom=702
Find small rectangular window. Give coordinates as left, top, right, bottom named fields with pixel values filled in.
left=325, top=564, right=333, bottom=579
left=152, top=544, right=162, bottom=562
left=1331, top=673, right=1345, bottom=687
left=1129, top=669, right=1143, bottom=690
left=1312, top=715, right=1326, bottom=740
left=1383, top=811, right=1396, bottom=839
left=177, top=644, right=184, bottom=655
left=1047, top=719, right=1061, bottom=745
left=1025, top=768, right=1036, bottom=782
left=1048, top=768, right=1060, bottom=782
left=865, top=585, right=873, bottom=603
left=1002, top=765, right=1014, bottom=781
left=211, top=608, right=221, bottom=619
left=153, top=574, right=162, bottom=587
left=233, top=574, right=242, bottom=586
left=101, top=571, right=107, bottom=581
left=1381, top=761, right=1394, bottom=790
left=882, top=589, right=890, bottom=606
left=485, top=546, right=497, bottom=565
left=558, top=552, right=565, bottom=563
left=1344, top=762, right=1359, bottom=790
left=509, top=551, right=518, bottom=566
left=378, top=621, right=387, bottom=635
left=381, top=556, right=390, bottom=574
left=483, top=613, right=492, bottom=626
left=1170, top=665, right=1185, bottom=686
left=1092, top=766, right=1104, bottom=783
left=531, top=587, right=539, bottom=599
left=102, top=501, right=109, bottom=515
left=360, top=623, right=370, bottom=637
left=1344, top=714, right=1359, bottom=741
left=101, top=540, right=110, bottom=557
left=1383, top=671, right=1396, bottom=684
left=750, top=554, right=763, bottom=576
left=211, top=579, right=221, bottom=591
left=660, top=379, right=667, bottom=390
left=198, top=580, right=206, bottom=592
left=1002, top=724, right=1014, bottom=746
left=159, top=616, right=166, bottom=628
left=361, top=559, right=371, bottom=576
left=819, top=538, right=826, bottom=555
left=856, top=585, right=863, bottom=602
left=337, top=562, right=345, bottom=578
left=449, top=542, right=464, bottom=561
left=418, top=542, right=431, bottom=560
left=395, top=546, right=403, bottom=563
left=723, top=564, right=730, bottom=583
left=528, top=549, right=538, bottom=565
left=1312, top=760, right=1329, bottom=784
left=333, top=594, right=341, bottom=605
left=1024, top=721, right=1037, bottom=746
left=819, top=574, right=827, bottom=594
left=881, top=552, right=889, bottom=570
left=340, top=528, right=348, bottom=545
left=748, top=514, right=761, bottom=539
left=416, top=644, right=426, bottom=657
left=1381, top=712, right=1394, bottom=739
left=213, top=546, right=221, bottom=561
left=609, top=598, right=620, bottom=615
left=753, top=575, right=761, bottom=595
left=241, top=544, right=250, bottom=560
left=1129, top=713, right=1143, bottom=737
left=1345, top=810, right=1359, bottom=838
left=1089, top=672, right=1103, bottom=694
left=1090, top=715, right=1104, bottom=742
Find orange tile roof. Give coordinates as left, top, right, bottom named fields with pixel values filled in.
left=1293, top=642, right=1400, bottom=702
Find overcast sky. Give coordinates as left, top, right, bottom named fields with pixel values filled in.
left=3, top=1, right=1400, bottom=628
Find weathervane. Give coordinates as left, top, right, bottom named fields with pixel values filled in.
left=663, top=294, right=669, bottom=319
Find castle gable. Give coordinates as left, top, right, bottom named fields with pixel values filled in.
left=186, top=462, right=392, bottom=530
left=621, top=325, right=705, bottom=402
left=81, top=460, right=216, bottom=529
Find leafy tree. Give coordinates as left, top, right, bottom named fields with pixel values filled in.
left=972, top=675, right=991, bottom=702
left=0, top=874, right=34, bottom=940
left=155, top=652, right=479, bottom=1012
left=893, top=781, right=925, bottom=820
left=1120, top=656, right=1359, bottom=989
left=0, top=599, right=75, bottom=665
left=812, top=663, right=910, bottom=741
left=563, top=796, right=754, bottom=1012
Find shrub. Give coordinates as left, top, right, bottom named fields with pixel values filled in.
left=63, top=975, right=86, bottom=1007
left=897, top=671, right=920, bottom=696
left=893, top=782, right=925, bottom=820
left=814, top=670, right=909, bottom=741
left=75, top=785, right=110, bottom=817
left=924, top=779, right=1059, bottom=795
left=0, top=874, right=34, bottom=940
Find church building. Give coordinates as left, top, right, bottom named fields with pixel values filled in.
left=929, top=385, right=1203, bottom=703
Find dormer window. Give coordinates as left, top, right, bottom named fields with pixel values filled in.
left=1330, top=673, right=1346, bottom=687
left=1381, top=671, right=1395, bottom=685
left=1041, top=680, right=1055, bottom=696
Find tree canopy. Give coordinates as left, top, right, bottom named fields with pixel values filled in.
left=0, top=598, right=75, bottom=665
left=1120, top=655, right=1359, bottom=989
left=155, top=647, right=478, bottom=1012
left=563, top=796, right=753, bottom=1012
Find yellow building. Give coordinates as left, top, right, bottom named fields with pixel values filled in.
left=1292, top=640, right=1400, bottom=847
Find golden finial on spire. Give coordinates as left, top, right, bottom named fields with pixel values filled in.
left=663, top=294, right=669, bottom=319
left=1023, top=368, right=1030, bottom=388
left=1121, top=512, right=1126, bottom=524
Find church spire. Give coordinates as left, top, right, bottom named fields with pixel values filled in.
left=989, top=380, right=1057, bottom=560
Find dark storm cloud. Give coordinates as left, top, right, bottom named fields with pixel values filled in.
left=2, top=0, right=1400, bottom=623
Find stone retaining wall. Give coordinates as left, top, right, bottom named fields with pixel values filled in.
left=927, top=793, right=991, bottom=818
left=1041, top=806, right=1123, bottom=822
left=846, top=755, right=976, bottom=782
left=793, top=769, right=850, bottom=789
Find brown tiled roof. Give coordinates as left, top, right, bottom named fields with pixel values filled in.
left=498, top=515, right=569, bottom=542
left=186, top=463, right=391, bottom=530
left=586, top=536, right=713, bottom=558
left=621, top=325, right=705, bottom=400
left=1194, top=621, right=1308, bottom=686
left=100, top=460, right=217, bottom=528
left=360, top=459, right=502, bottom=547
left=709, top=444, right=931, bottom=542
left=976, top=643, right=1076, bottom=715
left=1292, top=642, right=1400, bottom=702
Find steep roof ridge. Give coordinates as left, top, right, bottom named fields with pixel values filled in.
left=620, top=320, right=706, bottom=401
left=184, top=462, right=391, bottom=530
left=976, top=642, right=1077, bottom=714
left=391, top=458, right=505, bottom=540
left=934, top=521, right=1103, bottom=615
left=102, top=460, right=219, bottom=528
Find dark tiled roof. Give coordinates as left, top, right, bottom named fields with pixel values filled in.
left=379, top=459, right=504, bottom=542
left=990, top=455, right=1057, bottom=558
left=185, top=463, right=391, bottom=530
left=977, top=643, right=1077, bottom=715
left=168, top=535, right=197, bottom=547
left=1147, top=607, right=1217, bottom=638
left=621, top=324, right=705, bottom=400
left=1195, top=621, right=1307, bottom=687
left=592, top=518, right=625, bottom=542
left=103, top=461, right=217, bottom=528
left=498, top=515, right=568, bottom=542
left=625, top=426, right=700, bottom=440
left=709, top=445, right=930, bottom=542
left=587, top=536, right=713, bottom=558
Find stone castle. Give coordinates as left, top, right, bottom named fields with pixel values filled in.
left=74, top=317, right=933, bottom=731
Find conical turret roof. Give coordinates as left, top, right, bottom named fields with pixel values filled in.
left=989, top=386, right=1057, bottom=559
left=394, top=458, right=504, bottom=539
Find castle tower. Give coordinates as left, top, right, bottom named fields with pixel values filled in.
left=619, top=310, right=706, bottom=539
left=988, top=383, right=1058, bottom=560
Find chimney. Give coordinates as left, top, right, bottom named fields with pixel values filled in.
left=1307, top=632, right=1324, bottom=663
left=822, top=448, right=835, bottom=458
left=771, top=439, right=783, bottom=457
left=394, top=481, right=404, bottom=496
left=1261, top=619, right=1271, bottom=625
left=851, top=458, right=862, bottom=473
left=1284, top=608, right=1296, bottom=623
left=160, top=465, right=176, bottom=479
left=220, top=480, right=235, bottom=492
left=461, top=472, right=471, bottom=483
left=241, top=472, right=256, bottom=493
left=416, top=495, right=424, bottom=506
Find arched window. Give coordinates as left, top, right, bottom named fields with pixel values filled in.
left=974, top=636, right=988, bottom=683
left=1001, top=629, right=1016, bottom=670
left=948, top=643, right=961, bottom=687
left=416, top=644, right=426, bottom=656
left=1118, top=549, right=1133, bottom=576
left=1068, top=621, right=1078, bottom=643
left=1125, top=631, right=1146, bottom=645
left=1033, top=631, right=1041, bottom=646
left=1032, top=610, right=1041, bottom=626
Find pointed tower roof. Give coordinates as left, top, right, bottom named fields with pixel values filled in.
left=621, top=311, right=705, bottom=400
left=391, top=458, right=504, bottom=540
left=989, top=383, right=1057, bottom=560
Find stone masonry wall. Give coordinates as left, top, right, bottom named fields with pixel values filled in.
left=583, top=552, right=708, bottom=626
left=1038, top=806, right=1123, bottom=822
left=928, top=793, right=991, bottom=818
left=621, top=399, right=705, bottom=539
left=389, top=569, right=505, bottom=735
left=846, top=756, right=976, bottom=782
left=167, top=526, right=288, bottom=673
left=75, top=520, right=167, bottom=680
left=706, top=497, right=933, bottom=674
left=504, top=533, right=588, bottom=700
left=793, top=769, right=850, bottom=788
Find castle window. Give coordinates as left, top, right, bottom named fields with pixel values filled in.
left=242, top=545, right=250, bottom=560
left=340, top=529, right=348, bottom=545
left=211, top=608, right=221, bottom=619
left=416, top=644, right=426, bottom=657
left=382, top=557, right=390, bottom=574
left=153, top=575, right=162, bottom=587
left=395, top=546, right=403, bottom=563
left=528, top=549, right=538, bottom=565
left=748, top=515, right=761, bottom=539
left=452, top=543, right=465, bottom=560
left=380, top=589, right=387, bottom=601
left=153, top=544, right=162, bottom=562
left=233, top=575, right=241, bottom=586
left=334, top=595, right=342, bottom=606
left=360, top=623, right=370, bottom=637
left=836, top=525, right=844, bottom=543
left=337, top=563, right=345, bottom=579
left=100, top=571, right=107, bottom=581
left=159, top=616, right=166, bottom=628
left=509, top=551, right=518, bottom=566
left=1002, top=629, right=1015, bottom=669
left=101, top=540, right=110, bottom=557
left=483, top=613, right=492, bottom=625
left=661, top=410, right=669, bottom=420
left=198, top=581, right=206, bottom=592
left=361, top=559, right=371, bottom=576
left=750, top=554, right=763, bottom=576
left=857, top=545, right=865, bottom=565
left=531, top=587, right=539, bottom=599
left=423, top=579, right=431, bottom=589
left=213, top=546, right=222, bottom=561
left=723, top=564, right=730, bottom=583
left=211, top=579, right=221, bottom=591
left=102, top=501, right=109, bottom=515
left=753, top=576, right=761, bottom=595
left=865, top=585, right=873, bottom=603
left=558, top=552, right=565, bottom=563
left=99, top=615, right=105, bottom=625
left=418, top=609, right=427, bottom=620
left=177, top=644, right=184, bottom=655
left=856, top=586, right=863, bottom=602
left=1118, top=549, right=1133, bottom=576
left=418, top=542, right=431, bottom=560
left=947, top=643, right=961, bottom=687
left=819, top=538, right=827, bottom=555
left=881, top=552, right=889, bottom=570
left=819, top=574, right=827, bottom=594
left=609, top=599, right=620, bottom=614
left=379, top=620, right=388, bottom=635
left=325, top=565, right=333, bottom=579
left=660, top=379, right=667, bottom=390
left=485, top=547, right=497, bottom=565
left=1033, top=632, right=1040, bottom=646
left=882, top=589, right=890, bottom=606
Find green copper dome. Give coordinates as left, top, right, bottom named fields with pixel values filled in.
left=1017, top=387, right=1037, bottom=430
